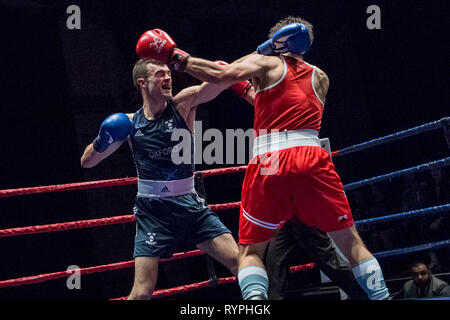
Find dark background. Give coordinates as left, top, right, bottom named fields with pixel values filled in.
left=0, top=0, right=449, bottom=300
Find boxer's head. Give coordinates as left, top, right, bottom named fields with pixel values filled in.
left=133, top=58, right=172, bottom=99
left=269, top=16, right=314, bottom=48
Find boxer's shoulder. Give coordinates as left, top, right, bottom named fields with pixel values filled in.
left=247, top=53, right=283, bottom=69
left=314, top=67, right=329, bottom=84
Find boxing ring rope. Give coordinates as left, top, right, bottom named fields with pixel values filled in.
left=1, top=117, right=449, bottom=298
left=1, top=156, right=449, bottom=238
left=355, top=204, right=450, bottom=227
left=331, top=116, right=450, bottom=157
left=344, top=157, right=450, bottom=191
left=0, top=249, right=203, bottom=289
left=0, top=168, right=247, bottom=199
left=0, top=202, right=242, bottom=238
left=0, top=177, right=138, bottom=199
left=0, top=202, right=448, bottom=289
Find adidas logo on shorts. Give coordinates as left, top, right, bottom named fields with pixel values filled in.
left=160, top=186, right=170, bottom=193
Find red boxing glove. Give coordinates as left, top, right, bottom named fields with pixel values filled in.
left=214, top=60, right=252, bottom=99
left=230, top=81, right=252, bottom=99
left=136, top=29, right=189, bottom=72
left=136, top=29, right=176, bottom=62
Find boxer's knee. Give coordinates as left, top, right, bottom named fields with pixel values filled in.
left=329, top=225, right=371, bottom=266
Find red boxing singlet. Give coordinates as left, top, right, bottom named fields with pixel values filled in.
left=253, top=56, right=324, bottom=136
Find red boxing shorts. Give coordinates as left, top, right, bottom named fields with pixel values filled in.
left=239, top=132, right=354, bottom=244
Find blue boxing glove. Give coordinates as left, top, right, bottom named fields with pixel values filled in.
left=257, top=23, right=311, bottom=56
left=93, top=113, right=132, bottom=152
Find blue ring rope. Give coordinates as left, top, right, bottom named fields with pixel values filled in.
left=343, top=157, right=450, bottom=191
left=355, top=204, right=450, bottom=227
left=374, top=239, right=450, bottom=259
left=334, top=117, right=449, bottom=156
left=333, top=120, right=450, bottom=259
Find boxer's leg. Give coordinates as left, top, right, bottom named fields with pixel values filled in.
left=197, top=233, right=239, bottom=276
left=127, top=256, right=159, bottom=300
left=329, top=226, right=389, bottom=300
left=237, top=241, right=270, bottom=300
left=237, top=156, right=290, bottom=300
left=190, top=196, right=239, bottom=276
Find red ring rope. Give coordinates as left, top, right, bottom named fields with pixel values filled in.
left=0, top=177, right=138, bottom=198
left=0, top=166, right=248, bottom=199
left=0, top=202, right=241, bottom=238
left=110, top=263, right=317, bottom=300
left=0, top=249, right=204, bottom=288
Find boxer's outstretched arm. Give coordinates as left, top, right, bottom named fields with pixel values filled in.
left=231, top=51, right=257, bottom=64
left=185, top=54, right=266, bottom=85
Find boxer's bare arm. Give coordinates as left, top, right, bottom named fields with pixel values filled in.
left=173, top=82, right=230, bottom=131
left=185, top=54, right=270, bottom=85
left=312, top=67, right=329, bottom=104
left=80, top=141, right=124, bottom=168
left=185, top=54, right=283, bottom=94
left=80, top=113, right=134, bottom=168
left=231, top=51, right=258, bottom=64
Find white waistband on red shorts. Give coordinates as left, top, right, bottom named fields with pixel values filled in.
left=252, top=129, right=321, bottom=157
left=137, top=176, right=195, bottom=198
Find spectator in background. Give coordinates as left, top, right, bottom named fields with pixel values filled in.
left=393, top=260, right=450, bottom=299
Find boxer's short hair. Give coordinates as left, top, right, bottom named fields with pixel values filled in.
left=132, top=58, right=165, bottom=90
left=268, top=16, right=314, bottom=46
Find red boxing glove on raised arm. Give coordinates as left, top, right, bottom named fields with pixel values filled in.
left=136, top=29, right=190, bottom=72
left=214, top=60, right=252, bottom=99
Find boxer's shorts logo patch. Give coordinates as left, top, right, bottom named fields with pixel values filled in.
left=145, top=232, right=157, bottom=246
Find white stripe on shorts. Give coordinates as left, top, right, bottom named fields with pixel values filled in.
left=242, top=208, right=284, bottom=230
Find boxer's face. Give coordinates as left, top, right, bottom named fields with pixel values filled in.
left=144, top=63, right=172, bottom=99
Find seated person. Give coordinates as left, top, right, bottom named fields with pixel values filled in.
left=393, top=260, right=450, bottom=299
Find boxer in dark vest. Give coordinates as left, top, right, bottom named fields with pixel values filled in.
left=81, top=59, right=241, bottom=300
